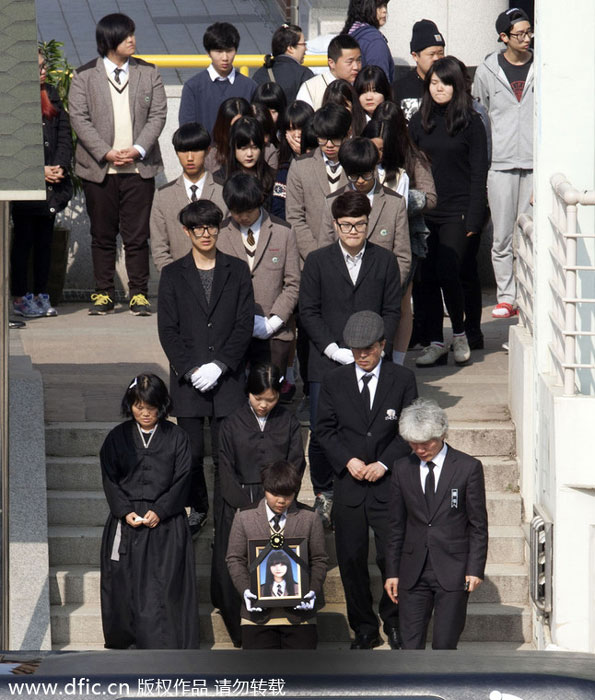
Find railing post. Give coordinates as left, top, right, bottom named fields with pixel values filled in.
left=564, top=204, right=578, bottom=395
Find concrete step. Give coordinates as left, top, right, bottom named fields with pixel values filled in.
left=486, top=491, right=522, bottom=525
left=46, top=457, right=103, bottom=491
left=46, top=423, right=117, bottom=458
left=47, top=490, right=109, bottom=526
left=48, top=526, right=103, bottom=566
left=481, top=457, right=519, bottom=492
left=447, top=421, right=515, bottom=457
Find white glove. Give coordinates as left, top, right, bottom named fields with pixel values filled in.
left=252, top=315, right=269, bottom=339
left=332, top=347, right=355, bottom=365
left=243, top=589, right=263, bottom=612
left=293, top=590, right=316, bottom=611
left=265, top=315, right=284, bottom=335
left=190, top=368, right=202, bottom=389
left=194, top=363, right=222, bottom=392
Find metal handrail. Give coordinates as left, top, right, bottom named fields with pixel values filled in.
left=515, top=212, right=535, bottom=334
left=136, top=54, right=329, bottom=75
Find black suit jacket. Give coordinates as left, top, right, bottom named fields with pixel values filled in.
left=385, top=445, right=488, bottom=591
left=316, top=362, right=418, bottom=507
left=157, top=251, right=254, bottom=418
left=299, top=241, right=401, bottom=382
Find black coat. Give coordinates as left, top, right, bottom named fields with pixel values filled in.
left=299, top=241, right=401, bottom=382
left=316, top=361, right=418, bottom=506
left=385, top=445, right=488, bottom=591
left=157, top=251, right=254, bottom=418
left=252, top=55, right=314, bottom=103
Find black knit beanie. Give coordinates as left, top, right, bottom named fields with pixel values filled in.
left=410, top=19, right=445, bottom=53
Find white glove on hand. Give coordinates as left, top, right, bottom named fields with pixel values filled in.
left=190, top=368, right=202, bottom=389
left=332, top=347, right=355, bottom=365
left=194, top=363, right=222, bottom=392
left=243, top=589, right=263, bottom=612
left=253, top=315, right=269, bottom=339
left=265, top=315, right=284, bottom=335
left=293, top=590, right=316, bottom=611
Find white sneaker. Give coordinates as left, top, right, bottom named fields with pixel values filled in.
left=415, top=343, right=448, bottom=367
left=36, top=293, right=58, bottom=317
left=452, top=335, right=471, bottom=364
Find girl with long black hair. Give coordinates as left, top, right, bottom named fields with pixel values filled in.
left=205, top=97, right=252, bottom=173
left=353, top=64, right=392, bottom=119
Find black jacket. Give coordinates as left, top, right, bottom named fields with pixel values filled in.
left=299, top=241, right=401, bottom=382
left=157, top=251, right=254, bottom=418
left=252, top=55, right=314, bottom=103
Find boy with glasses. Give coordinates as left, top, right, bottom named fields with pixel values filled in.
left=473, top=8, right=534, bottom=319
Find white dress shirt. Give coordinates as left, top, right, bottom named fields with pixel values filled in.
left=240, top=211, right=263, bottom=248
left=183, top=173, right=206, bottom=201
left=354, top=359, right=382, bottom=409
left=102, top=57, right=146, bottom=159
left=419, top=441, right=448, bottom=493
left=207, top=64, right=237, bottom=84
left=265, top=502, right=287, bottom=530
left=349, top=180, right=375, bottom=207
left=249, top=404, right=268, bottom=432
left=339, top=240, right=366, bottom=284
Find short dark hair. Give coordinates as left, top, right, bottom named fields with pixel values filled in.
left=331, top=190, right=371, bottom=219
left=252, top=82, right=288, bottom=116
left=339, top=136, right=379, bottom=175
left=121, top=373, right=171, bottom=420
left=246, top=363, right=283, bottom=395
left=223, top=172, right=264, bottom=212
left=261, top=460, right=302, bottom=496
left=354, top=65, right=393, bottom=102
left=179, top=200, right=224, bottom=228
left=300, top=116, right=318, bottom=154
left=96, top=13, right=135, bottom=57
left=312, top=103, right=352, bottom=140
left=278, top=100, right=315, bottom=163
left=327, top=34, right=361, bottom=63
left=203, top=22, right=240, bottom=52
left=172, top=122, right=211, bottom=152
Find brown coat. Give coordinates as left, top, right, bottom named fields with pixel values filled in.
left=226, top=499, right=328, bottom=622
left=319, top=182, right=412, bottom=284
left=285, top=148, right=348, bottom=265
left=150, top=173, right=227, bottom=271
left=216, top=211, right=300, bottom=341
left=69, top=57, right=167, bottom=183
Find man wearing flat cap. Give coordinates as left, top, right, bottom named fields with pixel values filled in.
left=316, top=310, right=418, bottom=649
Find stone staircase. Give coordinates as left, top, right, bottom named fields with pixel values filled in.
left=46, top=417, right=531, bottom=650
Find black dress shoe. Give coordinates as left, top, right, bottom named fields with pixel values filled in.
left=350, top=632, right=382, bottom=649
left=385, top=626, right=402, bottom=650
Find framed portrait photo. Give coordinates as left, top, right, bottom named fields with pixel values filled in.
left=248, top=538, right=310, bottom=608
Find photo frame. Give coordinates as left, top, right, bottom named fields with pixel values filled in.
left=248, top=537, right=309, bottom=608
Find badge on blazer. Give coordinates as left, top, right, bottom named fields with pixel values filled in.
left=451, top=489, right=459, bottom=508
left=385, top=409, right=397, bottom=421
left=144, top=96, right=150, bottom=102
left=271, top=256, right=279, bottom=263
left=380, top=229, right=388, bottom=237
left=270, top=532, right=284, bottom=548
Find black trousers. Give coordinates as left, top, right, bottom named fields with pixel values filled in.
left=176, top=416, right=222, bottom=515
left=241, top=624, right=317, bottom=649
left=10, top=206, right=55, bottom=296
left=333, top=496, right=399, bottom=637
left=83, top=174, right=154, bottom=296
left=398, top=557, right=469, bottom=649
left=247, top=337, right=291, bottom=375
left=307, top=381, right=333, bottom=494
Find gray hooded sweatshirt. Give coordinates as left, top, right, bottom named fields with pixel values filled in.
left=472, top=50, right=534, bottom=171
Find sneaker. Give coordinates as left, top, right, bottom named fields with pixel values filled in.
left=35, top=293, right=58, bottom=317
left=492, top=302, right=518, bottom=319
left=130, top=293, right=151, bottom=316
left=279, top=380, right=296, bottom=404
left=452, top=335, right=471, bottom=364
left=9, top=319, right=26, bottom=329
left=188, top=508, right=208, bottom=538
left=89, top=293, right=114, bottom=315
left=415, top=343, right=448, bottom=367
left=314, top=492, right=333, bottom=529
left=13, top=293, right=44, bottom=318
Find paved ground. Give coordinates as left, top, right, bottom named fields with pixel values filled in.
left=12, top=292, right=518, bottom=424
left=35, top=0, right=281, bottom=84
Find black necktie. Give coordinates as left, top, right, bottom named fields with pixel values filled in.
left=272, top=514, right=281, bottom=532
left=425, top=461, right=436, bottom=514
left=113, top=67, right=122, bottom=84
left=361, top=374, right=373, bottom=414
left=190, top=185, right=198, bottom=202
left=275, top=583, right=283, bottom=597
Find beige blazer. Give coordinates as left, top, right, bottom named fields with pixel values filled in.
left=69, top=57, right=167, bottom=183
left=150, top=173, right=227, bottom=272
left=217, top=211, right=300, bottom=341
left=319, top=182, right=412, bottom=284
left=285, top=148, right=348, bottom=265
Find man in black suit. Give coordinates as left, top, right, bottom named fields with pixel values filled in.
left=299, top=191, right=402, bottom=529
left=317, top=311, right=418, bottom=649
left=157, top=200, right=254, bottom=535
left=384, top=398, right=488, bottom=649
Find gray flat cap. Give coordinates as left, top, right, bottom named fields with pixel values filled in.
left=343, top=310, right=385, bottom=348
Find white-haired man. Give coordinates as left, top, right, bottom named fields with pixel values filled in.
left=384, top=398, right=488, bottom=649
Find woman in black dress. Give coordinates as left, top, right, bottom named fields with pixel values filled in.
left=211, top=363, right=305, bottom=646
left=100, top=373, right=199, bottom=649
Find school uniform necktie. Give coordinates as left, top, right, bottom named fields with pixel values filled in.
left=246, top=228, right=255, bottom=247
left=113, top=67, right=122, bottom=84
left=271, top=514, right=281, bottom=532
left=425, top=461, right=436, bottom=514
left=275, top=583, right=283, bottom=597
left=361, top=374, right=373, bottom=414
left=190, top=185, right=198, bottom=202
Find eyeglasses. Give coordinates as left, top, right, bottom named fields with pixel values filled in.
left=347, top=172, right=375, bottom=183
left=317, top=137, right=344, bottom=147
left=336, top=221, right=368, bottom=234
left=189, top=225, right=219, bottom=238
left=508, top=30, right=534, bottom=40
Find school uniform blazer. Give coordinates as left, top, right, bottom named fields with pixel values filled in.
left=69, top=57, right=167, bottom=183
left=226, top=499, right=328, bottom=623
left=286, top=149, right=348, bottom=265
left=150, top=173, right=227, bottom=272
left=157, top=251, right=254, bottom=418
left=216, top=212, right=300, bottom=342
left=319, top=182, right=411, bottom=284
left=385, top=445, right=488, bottom=592
left=299, top=241, right=401, bottom=382
left=316, top=361, right=418, bottom=507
